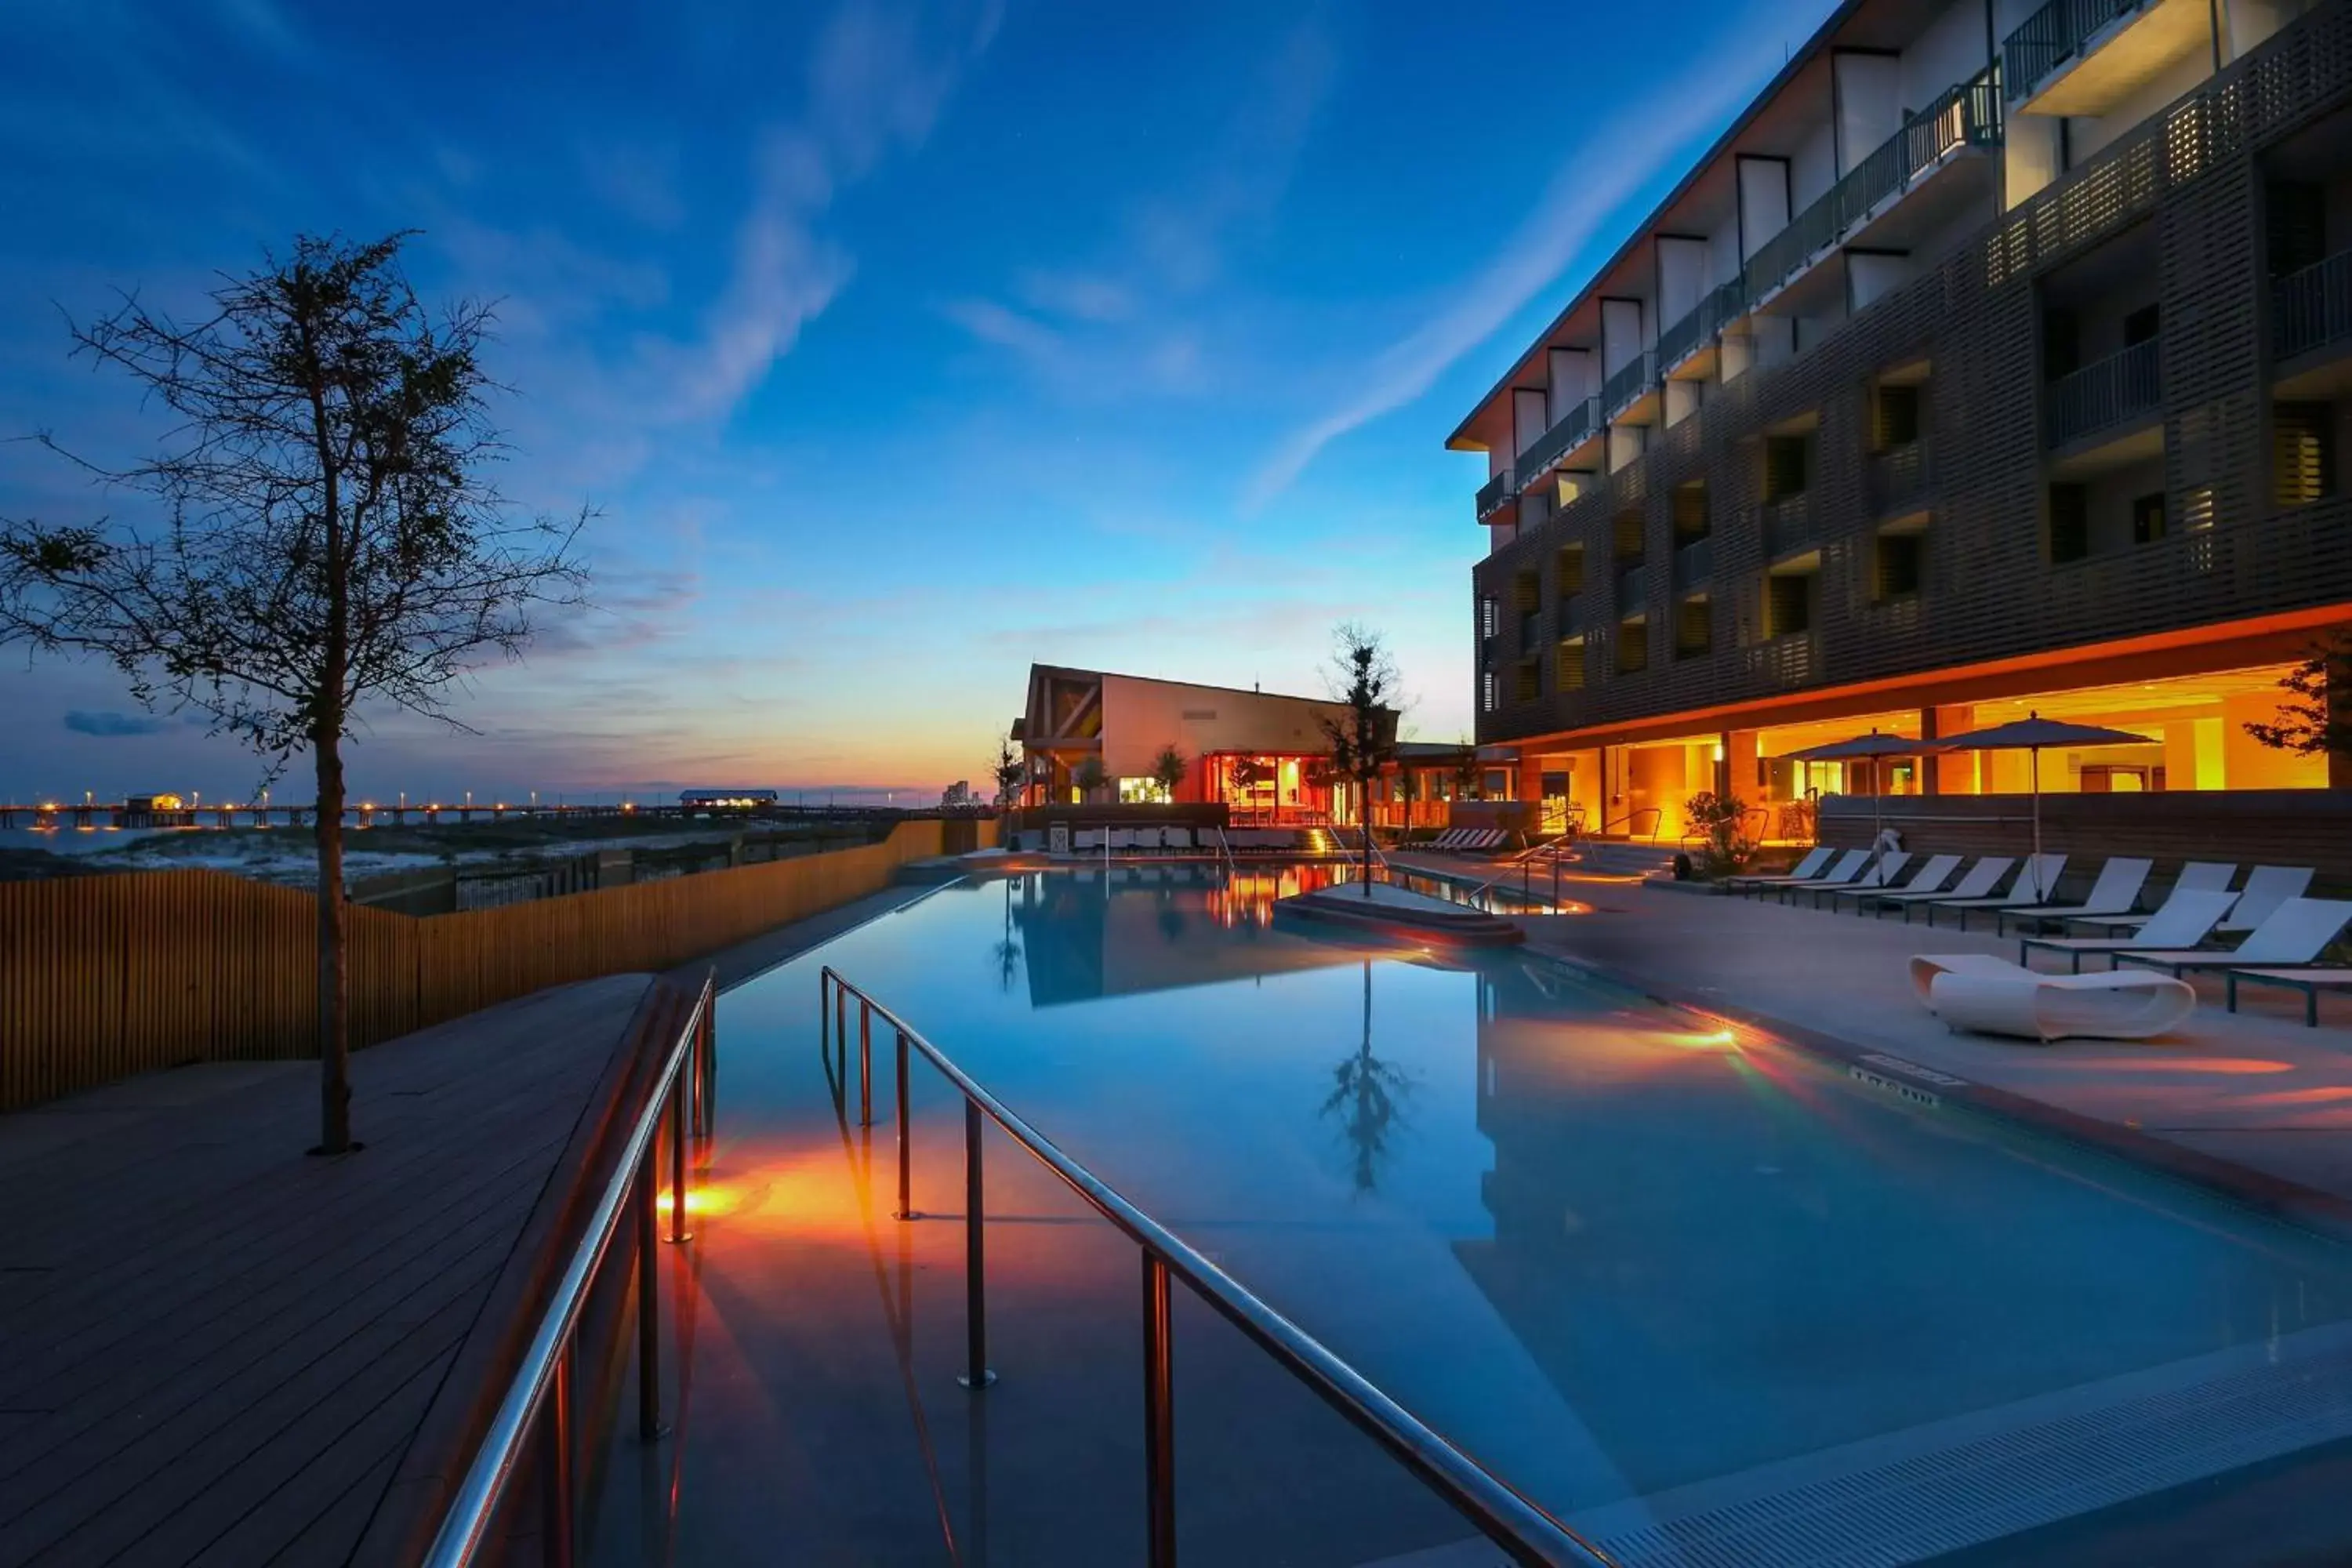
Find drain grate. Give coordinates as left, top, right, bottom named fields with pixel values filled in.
left=1588, top=1333, right=2352, bottom=1566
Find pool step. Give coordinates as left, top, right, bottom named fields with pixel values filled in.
left=1570, top=839, right=1679, bottom=878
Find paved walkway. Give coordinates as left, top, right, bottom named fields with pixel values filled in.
left=0, top=973, right=657, bottom=1568
left=1398, top=858, right=2352, bottom=1217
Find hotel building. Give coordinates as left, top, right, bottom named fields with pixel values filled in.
left=1454, top=0, right=2351, bottom=842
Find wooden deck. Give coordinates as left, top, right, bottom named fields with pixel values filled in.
left=0, top=974, right=659, bottom=1567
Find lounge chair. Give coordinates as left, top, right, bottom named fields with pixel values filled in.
left=1166, top=827, right=1193, bottom=851
left=1074, top=829, right=1102, bottom=852
left=1921, top=854, right=2068, bottom=930
left=2227, top=967, right=2352, bottom=1028
left=2016, top=889, right=2238, bottom=973
left=1908, top=953, right=2196, bottom=1043
left=2060, top=862, right=2237, bottom=934
left=1765, top=848, right=1875, bottom=904
left=1798, top=850, right=1909, bottom=909
left=1111, top=829, right=1137, bottom=853
left=1993, top=857, right=2154, bottom=935
left=2115, top=898, right=2352, bottom=989
left=1831, top=853, right=1962, bottom=913
left=1864, top=856, right=2014, bottom=922
left=1726, top=846, right=1834, bottom=895
left=2214, top=866, right=2315, bottom=937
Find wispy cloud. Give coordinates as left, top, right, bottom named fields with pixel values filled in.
left=64, top=709, right=169, bottom=738
left=1243, top=9, right=1792, bottom=508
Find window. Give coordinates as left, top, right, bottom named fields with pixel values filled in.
left=1555, top=544, right=1585, bottom=597
left=1673, top=597, right=1711, bottom=659
left=1118, top=777, right=1171, bottom=804
left=2048, top=482, right=2089, bottom=563
left=2131, top=492, right=2166, bottom=545
left=1766, top=571, right=1814, bottom=637
left=1480, top=669, right=1497, bottom=713
left=2268, top=183, right=2326, bottom=278
left=1615, top=616, right=1650, bottom=674
left=1556, top=636, right=1587, bottom=691
left=1871, top=383, right=1922, bottom=450
left=1479, top=596, right=1499, bottom=638
left=1512, top=570, right=1541, bottom=612
left=1514, top=659, right=1541, bottom=703
left=1671, top=480, right=1709, bottom=545
left=1613, top=507, right=1646, bottom=565
left=1764, top=434, right=1810, bottom=500
left=2274, top=401, right=2336, bottom=506
left=1875, top=528, right=1925, bottom=598
left=2122, top=304, right=2160, bottom=347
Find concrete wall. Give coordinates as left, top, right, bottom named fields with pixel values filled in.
left=1836, top=51, right=1904, bottom=170
left=1098, top=675, right=1352, bottom=786
left=1904, top=0, right=1992, bottom=106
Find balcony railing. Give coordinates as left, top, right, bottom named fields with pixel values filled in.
left=2274, top=249, right=2352, bottom=361
left=1868, top=438, right=1931, bottom=514
left=1475, top=469, right=1514, bottom=522
left=1744, top=70, right=2002, bottom=306
left=1513, top=396, right=1601, bottom=489
left=1519, top=607, right=1541, bottom=650
left=1762, top=492, right=1815, bottom=557
left=2045, top=337, right=2160, bottom=448
left=1672, top=533, right=1715, bottom=588
left=1616, top=562, right=1649, bottom=610
left=1558, top=592, right=1595, bottom=635
left=2004, top=0, right=2147, bottom=103
left=1601, top=350, right=1657, bottom=419
left=1657, top=278, right=1748, bottom=372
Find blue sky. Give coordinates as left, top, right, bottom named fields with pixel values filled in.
left=0, top=0, right=1823, bottom=805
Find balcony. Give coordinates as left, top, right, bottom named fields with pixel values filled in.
left=2045, top=338, right=2160, bottom=449
left=2274, top=249, right=2352, bottom=364
left=1518, top=607, right=1541, bottom=651
left=1762, top=492, right=1816, bottom=558
left=1658, top=279, right=1747, bottom=379
left=2004, top=0, right=2212, bottom=118
left=1868, top=439, right=1932, bottom=516
left=1616, top=562, right=1649, bottom=611
left=1475, top=468, right=1514, bottom=523
left=1602, top=350, right=1658, bottom=423
left=1512, top=396, right=1602, bottom=491
left=1558, top=591, right=1596, bottom=636
left=1671, top=533, right=1715, bottom=590
left=1744, top=71, right=2002, bottom=310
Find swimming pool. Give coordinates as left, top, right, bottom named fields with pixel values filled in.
left=668, top=866, right=2352, bottom=1564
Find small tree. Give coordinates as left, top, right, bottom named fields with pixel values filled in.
left=2245, top=632, right=2352, bottom=768
left=1683, top=790, right=1758, bottom=880
left=1072, top=755, right=1107, bottom=800
left=0, top=233, right=587, bottom=1154
left=1319, top=622, right=1399, bottom=898
left=1150, top=742, right=1188, bottom=802
left=1451, top=740, right=1483, bottom=802
left=990, top=731, right=1025, bottom=810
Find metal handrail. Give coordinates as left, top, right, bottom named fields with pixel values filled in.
left=1599, top=807, right=1664, bottom=844
left=816, top=967, right=1610, bottom=1568
left=423, top=971, right=718, bottom=1568
left=1212, top=822, right=1238, bottom=875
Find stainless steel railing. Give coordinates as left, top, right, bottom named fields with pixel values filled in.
left=816, top=967, right=1612, bottom=1568
left=423, top=971, right=718, bottom=1568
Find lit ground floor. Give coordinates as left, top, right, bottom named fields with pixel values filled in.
left=1483, top=612, right=2351, bottom=841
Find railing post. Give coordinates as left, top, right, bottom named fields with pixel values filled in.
left=637, top=1157, right=666, bottom=1440
left=858, top=1000, right=873, bottom=1127
left=835, top=980, right=847, bottom=1087
left=542, top=1346, right=575, bottom=1568
left=1143, top=1254, right=1176, bottom=1568
left=895, top=1029, right=913, bottom=1221
left=666, top=1069, right=693, bottom=1245
left=701, top=1001, right=718, bottom=1138
left=957, top=1100, right=996, bottom=1389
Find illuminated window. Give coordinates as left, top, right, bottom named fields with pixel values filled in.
left=1117, top=778, right=1170, bottom=804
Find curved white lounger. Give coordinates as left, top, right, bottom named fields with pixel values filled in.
left=1908, top=953, right=2196, bottom=1043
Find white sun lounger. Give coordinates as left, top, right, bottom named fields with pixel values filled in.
left=1922, top=855, right=2068, bottom=929
left=1994, top=857, right=2154, bottom=935
left=1726, top=846, right=1834, bottom=895
left=2116, top=898, right=2352, bottom=983
left=2017, top=889, right=2238, bottom=973
left=1765, top=848, right=1875, bottom=903
left=1866, top=856, right=2013, bottom=921
left=1796, top=851, right=1909, bottom=909
left=2227, top=967, right=2352, bottom=1027
left=2060, top=862, right=2236, bottom=934
left=2214, top=866, right=2316, bottom=937
left=1831, top=853, right=1962, bottom=913
left=1165, top=827, right=1193, bottom=851
left=1909, top=953, right=2196, bottom=1042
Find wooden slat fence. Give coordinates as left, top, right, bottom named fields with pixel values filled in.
left=0, top=818, right=987, bottom=1110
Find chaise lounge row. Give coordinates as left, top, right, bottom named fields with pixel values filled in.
left=1422, top=829, right=1508, bottom=852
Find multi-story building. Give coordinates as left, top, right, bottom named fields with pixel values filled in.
left=1454, top=0, right=2351, bottom=842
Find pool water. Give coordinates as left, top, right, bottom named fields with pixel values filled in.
left=711, top=867, right=2352, bottom=1561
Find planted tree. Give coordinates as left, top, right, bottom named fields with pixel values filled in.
left=1319, top=622, right=1399, bottom=898
left=1451, top=740, right=1483, bottom=802
left=2245, top=631, right=2352, bottom=771
left=1682, top=790, right=1758, bottom=880
left=0, top=233, right=588, bottom=1154
left=1150, top=742, right=1188, bottom=802
left=991, top=731, right=1025, bottom=810
left=1072, top=754, right=1107, bottom=800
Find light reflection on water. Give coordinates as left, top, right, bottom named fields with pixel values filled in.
left=726, top=869, right=2352, bottom=1553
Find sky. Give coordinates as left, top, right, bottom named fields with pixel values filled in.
left=0, top=0, right=1825, bottom=807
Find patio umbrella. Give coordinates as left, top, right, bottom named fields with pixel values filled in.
left=1929, top=712, right=2154, bottom=896
left=1772, top=729, right=1944, bottom=845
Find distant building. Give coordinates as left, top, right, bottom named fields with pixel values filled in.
left=1015, top=662, right=1394, bottom=825
left=940, top=780, right=978, bottom=811
left=677, top=789, right=778, bottom=809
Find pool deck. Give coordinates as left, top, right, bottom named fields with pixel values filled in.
left=1392, top=852, right=2352, bottom=1223
left=0, top=972, right=659, bottom=1568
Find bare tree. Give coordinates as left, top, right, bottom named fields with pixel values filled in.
left=990, top=731, right=1024, bottom=809
left=1319, top=622, right=1399, bottom=898
left=0, top=232, right=587, bottom=1154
